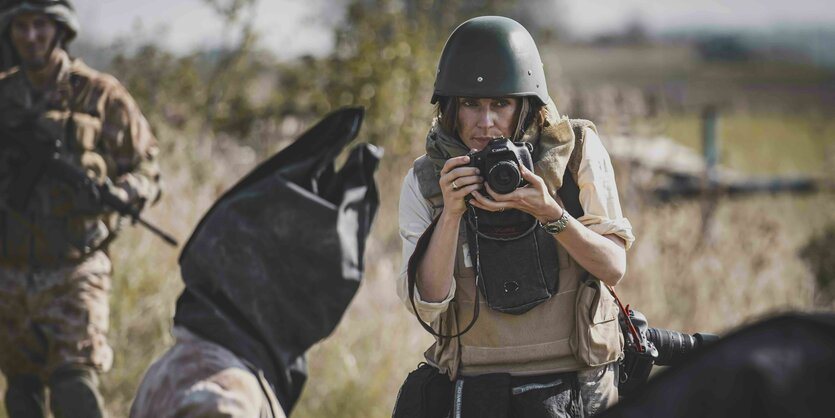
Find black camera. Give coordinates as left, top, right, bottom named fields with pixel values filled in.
left=618, top=309, right=719, bottom=397
left=467, top=137, right=534, bottom=195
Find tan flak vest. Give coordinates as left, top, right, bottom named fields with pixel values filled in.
left=412, top=120, right=623, bottom=378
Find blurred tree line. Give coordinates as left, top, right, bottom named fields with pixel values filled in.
left=109, top=0, right=563, bottom=158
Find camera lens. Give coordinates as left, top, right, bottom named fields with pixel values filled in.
left=646, top=328, right=698, bottom=367
left=488, top=161, right=521, bottom=194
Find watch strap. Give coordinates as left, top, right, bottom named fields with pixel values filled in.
left=540, top=210, right=570, bottom=235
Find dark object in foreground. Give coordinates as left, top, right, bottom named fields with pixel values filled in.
left=602, top=313, right=835, bottom=418
left=618, top=309, right=718, bottom=397
left=173, top=107, right=380, bottom=415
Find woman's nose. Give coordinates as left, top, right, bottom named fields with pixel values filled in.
left=476, top=107, right=495, bottom=128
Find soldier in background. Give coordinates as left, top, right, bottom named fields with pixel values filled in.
left=0, top=1, right=161, bottom=417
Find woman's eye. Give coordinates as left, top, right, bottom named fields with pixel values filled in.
left=494, top=100, right=511, bottom=107
left=460, top=99, right=477, bottom=107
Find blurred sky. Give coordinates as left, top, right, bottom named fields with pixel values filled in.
left=74, top=0, right=833, bottom=59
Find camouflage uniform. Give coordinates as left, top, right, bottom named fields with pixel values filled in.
left=130, top=326, right=285, bottom=418
left=0, top=251, right=113, bottom=377
left=0, top=33, right=160, bottom=418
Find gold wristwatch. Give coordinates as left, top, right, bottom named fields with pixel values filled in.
left=540, top=210, right=570, bottom=235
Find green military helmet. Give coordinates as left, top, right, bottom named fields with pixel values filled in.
left=432, top=16, right=548, bottom=106
left=0, top=0, right=80, bottom=43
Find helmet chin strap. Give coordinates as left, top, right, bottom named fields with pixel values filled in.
left=512, top=97, right=531, bottom=141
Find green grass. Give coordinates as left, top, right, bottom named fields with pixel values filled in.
left=662, top=112, right=835, bottom=175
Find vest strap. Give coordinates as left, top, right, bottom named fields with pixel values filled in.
left=606, top=283, right=645, bottom=353
left=407, top=118, right=600, bottom=337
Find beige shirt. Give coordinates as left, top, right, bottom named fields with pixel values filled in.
left=398, top=127, right=635, bottom=323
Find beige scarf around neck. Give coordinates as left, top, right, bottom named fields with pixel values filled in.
left=424, top=97, right=577, bottom=198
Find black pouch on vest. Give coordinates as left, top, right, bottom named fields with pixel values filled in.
left=451, top=372, right=582, bottom=418
left=392, top=363, right=453, bottom=418
left=465, top=207, right=559, bottom=315
left=456, top=373, right=512, bottom=418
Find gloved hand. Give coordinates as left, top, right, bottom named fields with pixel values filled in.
left=103, top=178, right=131, bottom=205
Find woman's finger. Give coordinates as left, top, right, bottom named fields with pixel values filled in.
left=469, top=191, right=509, bottom=213
left=451, top=174, right=482, bottom=189
left=440, top=155, right=471, bottom=176
left=520, top=164, right=545, bottom=188
left=460, top=183, right=481, bottom=195
left=484, top=183, right=513, bottom=202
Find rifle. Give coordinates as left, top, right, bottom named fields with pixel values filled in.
left=0, top=126, right=178, bottom=246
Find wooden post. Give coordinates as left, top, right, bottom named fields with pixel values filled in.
left=702, top=105, right=719, bottom=184
left=700, top=105, right=720, bottom=242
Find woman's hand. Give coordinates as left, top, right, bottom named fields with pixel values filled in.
left=470, top=164, right=626, bottom=285
left=439, top=155, right=482, bottom=218
left=468, top=164, right=563, bottom=222
left=415, top=155, right=481, bottom=303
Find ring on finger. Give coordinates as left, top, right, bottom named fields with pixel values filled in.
left=452, top=180, right=459, bottom=190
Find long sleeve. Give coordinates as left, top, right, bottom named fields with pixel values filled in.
left=100, top=83, right=161, bottom=207
left=575, top=128, right=635, bottom=250
left=397, top=167, right=456, bottom=323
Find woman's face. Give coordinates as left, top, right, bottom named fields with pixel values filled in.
left=455, top=97, right=519, bottom=151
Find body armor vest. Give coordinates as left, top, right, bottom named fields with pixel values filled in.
left=412, top=120, right=621, bottom=377
left=0, top=55, right=121, bottom=266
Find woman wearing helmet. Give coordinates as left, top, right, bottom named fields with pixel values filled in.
left=397, top=16, right=635, bottom=417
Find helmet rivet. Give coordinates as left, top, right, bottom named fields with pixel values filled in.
left=528, top=70, right=532, bottom=76
left=477, top=76, right=484, bottom=83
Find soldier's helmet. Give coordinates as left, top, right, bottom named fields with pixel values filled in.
left=432, top=16, right=549, bottom=107
left=0, top=0, right=80, bottom=44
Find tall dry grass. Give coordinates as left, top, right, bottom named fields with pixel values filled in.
left=1, top=109, right=833, bottom=417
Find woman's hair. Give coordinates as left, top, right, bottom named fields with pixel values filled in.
left=435, top=97, right=458, bottom=135
left=434, top=96, right=549, bottom=138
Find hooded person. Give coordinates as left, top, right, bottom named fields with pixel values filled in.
left=0, top=1, right=161, bottom=417
left=394, top=16, right=635, bottom=418
left=129, top=107, right=381, bottom=418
